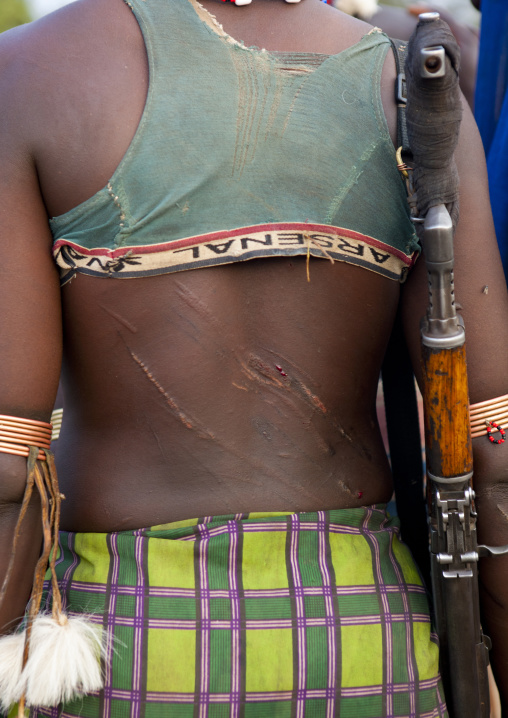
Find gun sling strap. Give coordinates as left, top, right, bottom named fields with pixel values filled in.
left=381, top=38, right=431, bottom=590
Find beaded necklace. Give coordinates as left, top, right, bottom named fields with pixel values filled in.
left=221, top=0, right=303, bottom=5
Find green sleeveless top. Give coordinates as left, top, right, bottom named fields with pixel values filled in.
left=51, top=0, right=419, bottom=284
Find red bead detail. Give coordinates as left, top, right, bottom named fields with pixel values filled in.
left=487, top=422, right=506, bottom=444
left=357, top=491, right=363, bottom=499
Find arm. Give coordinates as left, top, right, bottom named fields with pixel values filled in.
left=401, top=97, right=508, bottom=711
left=0, top=31, right=62, bottom=634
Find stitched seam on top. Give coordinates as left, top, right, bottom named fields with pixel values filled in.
left=107, top=181, right=128, bottom=248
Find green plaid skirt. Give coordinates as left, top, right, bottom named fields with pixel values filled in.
left=33, top=507, right=447, bottom=718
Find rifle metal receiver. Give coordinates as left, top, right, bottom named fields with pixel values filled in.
left=431, top=484, right=477, bottom=579
left=421, top=204, right=465, bottom=349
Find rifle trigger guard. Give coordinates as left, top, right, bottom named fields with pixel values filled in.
left=478, top=544, right=508, bottom=558
left=428, top=470, right=474, bottom=485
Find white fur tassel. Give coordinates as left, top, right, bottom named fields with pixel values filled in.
left=333, top=0, right=379, bottom=21
left=23, top=613, right=106, bottom=707
left=0, top=631, right=25, bottom=710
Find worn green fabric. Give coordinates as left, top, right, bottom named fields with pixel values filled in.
left=51, top=0, right=419, bottom=284
left=32, top=508, right=447, bottom=717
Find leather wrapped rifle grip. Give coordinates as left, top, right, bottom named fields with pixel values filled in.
left=406, top=15, right=463, bottom=228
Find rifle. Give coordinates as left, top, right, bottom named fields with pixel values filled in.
left=405, top=13, right=507, bottom=717
left=420, top=201, right=490, bottom=717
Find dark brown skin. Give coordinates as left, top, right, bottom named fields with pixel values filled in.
left=1, top=0, right=508, bottom=708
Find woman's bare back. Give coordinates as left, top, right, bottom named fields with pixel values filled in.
left=5, top=1, right=508, bottom=705
left=1, top=0, right=402, bottom=531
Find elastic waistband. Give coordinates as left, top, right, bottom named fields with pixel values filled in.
left=59, top=505, right=396, bottom=543
left=53, top=223, right=416, bottom=285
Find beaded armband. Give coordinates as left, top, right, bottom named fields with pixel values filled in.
left=222, top=0, right=301, bottom=5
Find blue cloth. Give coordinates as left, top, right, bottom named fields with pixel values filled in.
left=474, top=0, right=508, bottom=276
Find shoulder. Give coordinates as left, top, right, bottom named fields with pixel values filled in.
left=0, top=3, right=87, bottom=141
left=0, top=0, right=140, bottom=151
left=312, top=1, right=384, bottom=51
left=0, top=21, right=40, bottom=162
left=0, top=0, right=138, bottom=91
left=0, top=0, right=91, bottom=73
left=0, top=0, right=130, bottom=77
